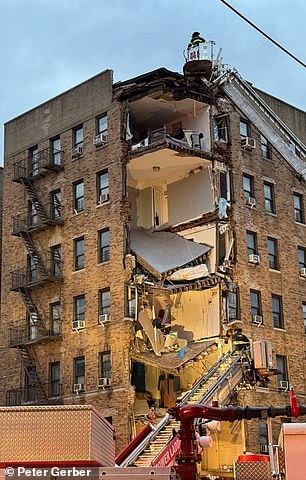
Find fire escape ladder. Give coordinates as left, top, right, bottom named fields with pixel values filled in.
left=20, top=231, right=47, bottom=277
left=19, top=346, right=49, bottom=404
left=119, top=350, right=247, bottom=467
left=18, top=288, right=39, bottom=317
left=20, top=177, right=49, bottom=222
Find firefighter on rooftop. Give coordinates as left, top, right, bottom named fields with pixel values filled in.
left=188, top=31, right=206, bottom=49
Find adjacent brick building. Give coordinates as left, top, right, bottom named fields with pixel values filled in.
left=1, top=41, right=306, bottom=477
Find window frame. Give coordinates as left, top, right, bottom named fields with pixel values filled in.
left=293, top=192, right=304, bottom=224
left=97, top=113, right=108, bottom=136
left=74, top=236, right=85, bottom=271
left=51, top=136, right=61, bottom=166
left=73, top=179, right=84, bottom=213
left=49, top=361, right=60, bottom=398
left=272, top=294, right=284, bottom=329
left=98, top=228, right=110, bottom=263
left=99, top=351, right=111, bottom=379
left=276, top=354, right=288, bottom=382
left=29, top=145, right=39, bottom=177
left=260, top=134, right=272, bottom=160
left=214, top=115, right=230, bottom=143
left=51, top=190, right=62, bottom=221
left=51, top=244, right=61, bottom=279
left=264, top=181, right=276, bottom=214
left=74, top=295, right=85, bottom=322
left=250, top=289, right=262, bottom=320
left=303, top=303, right=306, bottom=334
left=298, top=246, right=306, bottom=270
left=240, top=119, right=250, bottom=138
left=99, top=288, right=111, bottom=316
left=50, top=301, right=61, bottom=336
left=73, top=125, right=83, bottom=149
left=246, top=230, right=258, bottom=256
left=243, top=174, right=255, bottom=203
left=96, top=170, right=109, bottom=203
left=268, top=237, right=279, bottom=270
left=74, top=356, right=85, bottom=386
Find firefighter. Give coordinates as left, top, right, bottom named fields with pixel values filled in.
left=188, top=31, right=206, bottom=49
left=232, top=328, right=250, bottom=352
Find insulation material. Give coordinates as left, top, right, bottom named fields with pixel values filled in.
left=167, top=264, right=209, bottom=281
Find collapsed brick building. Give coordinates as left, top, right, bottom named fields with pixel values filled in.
left=1, top=40, right=306, bottom=477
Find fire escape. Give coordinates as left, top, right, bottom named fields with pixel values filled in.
left=6, top=147, right=63, bottom=406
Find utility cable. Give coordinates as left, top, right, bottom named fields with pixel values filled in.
left=220, top=0, right=306, bottom=69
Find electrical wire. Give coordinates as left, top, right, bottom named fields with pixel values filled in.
left=220, top=0, right=306, bottom=69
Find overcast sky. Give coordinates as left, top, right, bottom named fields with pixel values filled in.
left=1, top=0, right=305, bottom=163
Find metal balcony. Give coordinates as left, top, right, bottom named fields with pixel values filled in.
left=9, top=324, right=61, bottom=347
left=12, top=204, right=64, bottom=236
left=5, top=383, right=63, bottom=406
left=12, top=147, right=63, bottom=182
left=10, top=258, right=62, bottom=290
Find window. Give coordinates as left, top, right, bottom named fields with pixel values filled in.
left=73, top=125, right=83, bottom=151
left=227, top=287, right=240, bottom=322
left=125, top=285, right=136, bottom=318
left=99, top=288, right=110, bottom=316
left=303, top=303, right=306, bottom=334
left=99, top=351, right=111, bottom=379
left=98, top=228, right=110, bottom=263
left=250, top=290, right=262, bottom=319
left=29, top=145, right=39, bottom=177
left=260, top=135, right=272, bottom=160
left=51, top=137, right=61, bottom=166
left=298, top=247, right=306, bottom=269
left=49, top=362, right=60, bottom=397
left=25, top=366, right=37, bottom=402
left=50, top=302, right=61, bottom=335
left=28, top=255, right=38, bottom=282
left=243, top=174, right=255, bottom=203
left=268, top=237, right=279, bottom=270
left=28, top=312, right=38, bottom=340
left=74, top=295, right=85, bottom=321
left=28, top=201, right=38, bottom=227
left=214, top=115, right=230, bottom=143
left=73, top=179, right=84, bottom=212
left=258, top=419, right=268, bottom=451
left=51, top=190, right=61, bottom=220
left=97, top=170, right=109, bottom=203
left=74, top=237, right=85, bottom=271
left=247, top=231, right=257, bottom=256
left=272, top=294, right=283, bottom=329
left=276, top=355, right=288, bottom=382
left=264, top=182, right=275, bottom=214
left=240, top=119, right=250, bottom=138
left=97, top=114, right=108, bottom=136
left=51, top=245, right=61, bottom=278
left=294, top=193, right=304, bottom=223
left=74, top=356, right=85, bottom=386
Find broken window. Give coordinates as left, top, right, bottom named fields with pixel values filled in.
left=214, top=115, right=230, bottom=143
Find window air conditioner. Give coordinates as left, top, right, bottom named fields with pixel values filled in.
left=246, top=197, right=256, bottom=208
left=99, top=314, right=110, bottom=326
left=278, top=380, right=289, bottom=391
left=93, top=133, right=108, bottom=146
left=260, top=445, right=269, bottom=454
left=241, top=137, right=256, bottom=150
left=248, top=254, right=260, bottom=264
left=99, top=193, right=109, bottom=204
left=98, top=377, right=111, bottom=388
left=73, top=383, right=84, bottom=393
left=72, top=145, right=83, bottom=157
left=300, top=267, right=306, bottom=277
left=72, top=320, right=85, bottom=330
left=252, top=315, right=263, bottom=325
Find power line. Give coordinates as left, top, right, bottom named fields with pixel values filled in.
left=220, top=0, right=306, bottom=69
